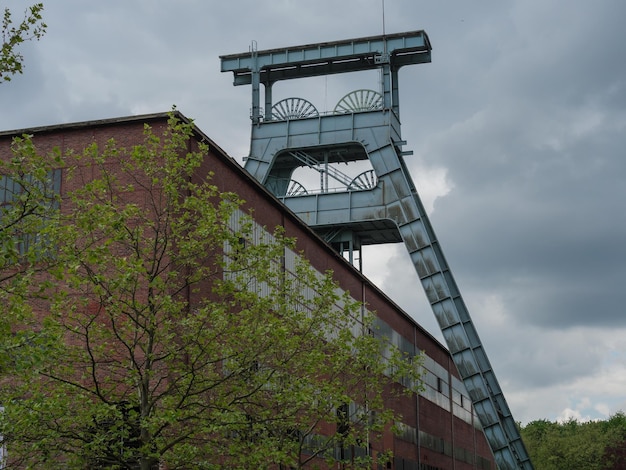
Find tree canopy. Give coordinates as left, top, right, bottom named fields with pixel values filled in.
left=1, top=3, right=46, bottom=82
left=0, top=115, right=422, bottom=469
left=520, top=413, right=626, bottom=470
left=0, top=134, right=60, bottom=375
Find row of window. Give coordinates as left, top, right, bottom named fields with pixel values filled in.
left=225, top=209, right=489, bottom=464
left=0, top=170, right=62, bottom=258
left=391, top=462, right=443, bottom=470
left=227, top=207, right=482, bottom=410
left=0, top=170, right=61, bottom=205
left=418, top=430, right=492, bottom=470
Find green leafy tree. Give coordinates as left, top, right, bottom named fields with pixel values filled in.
left=0, top=135, right=60, bottom=374
left=602, top=412, right=626, bottom=469
left=521, top=413, right=626, bottom=470
left=1, top=2, right=46, bottom=82
left=0, top=115, right=421, bottom=469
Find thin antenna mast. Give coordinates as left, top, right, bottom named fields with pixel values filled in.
left=382, top=0, right=386, bottom=38
left=379, top=0, right=388, bottom=96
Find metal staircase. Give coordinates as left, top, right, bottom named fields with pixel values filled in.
left=221, top=30, right=533, bottom=470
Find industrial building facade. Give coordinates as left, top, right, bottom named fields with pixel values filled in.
left=0, top=112, right=495, bottom=469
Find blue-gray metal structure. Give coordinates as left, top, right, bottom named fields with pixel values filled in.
left=221, top=31, right=533, bottom=470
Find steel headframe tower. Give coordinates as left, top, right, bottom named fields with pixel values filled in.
left=221, top=30, right=533, bottom=470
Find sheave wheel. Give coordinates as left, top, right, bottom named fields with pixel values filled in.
left=334, top=89, right=383, bottom=113
left=272, top=98, right=319, bottom=120
left=286, top=180, right=308, bottom=196
left=347, top=170, right=377, bottom=190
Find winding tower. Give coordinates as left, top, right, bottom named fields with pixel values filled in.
left=221, top=31, right=533, bottom=470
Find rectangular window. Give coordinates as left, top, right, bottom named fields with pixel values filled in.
left=0, top=169, right=61, bottom=257
left=0, top=169, right=61, bottom=205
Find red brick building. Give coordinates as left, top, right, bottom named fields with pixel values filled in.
left=0, top=111, right=495, bottom=469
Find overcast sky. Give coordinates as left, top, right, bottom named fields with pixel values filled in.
left=2, top=0, right=626, bottom=426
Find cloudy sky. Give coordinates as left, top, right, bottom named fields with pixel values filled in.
left=2, top=0, right=626, bottom=426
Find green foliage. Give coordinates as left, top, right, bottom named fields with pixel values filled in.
left=1, top=3, right=46, bottom=82
left=0, top=134, right=61, bottom=375
left=0, top=114, right=422, bottom=469
left=520, top=412, right=626, bottom=470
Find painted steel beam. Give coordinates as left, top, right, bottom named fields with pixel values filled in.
left=220, top=30, right=431, bottom=85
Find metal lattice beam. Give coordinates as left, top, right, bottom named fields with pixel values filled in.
left=220, top=30, right=431, bottom=86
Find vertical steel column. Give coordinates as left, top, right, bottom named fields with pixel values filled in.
left=380, top=61, right=392, bottom=110
left=391, top=67, right=400, bottom=118
left=250, top=41, right=261, bottom=124
left=264, top=82, right=273, bottom=121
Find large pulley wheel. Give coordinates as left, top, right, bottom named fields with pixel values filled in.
left=347, top=169, right=377, bottom=191
left=286, top=180, right=308, bottom=196
left=272, top=98, right=319, bottom=120
left=334, top=89, right=383, bottom=113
